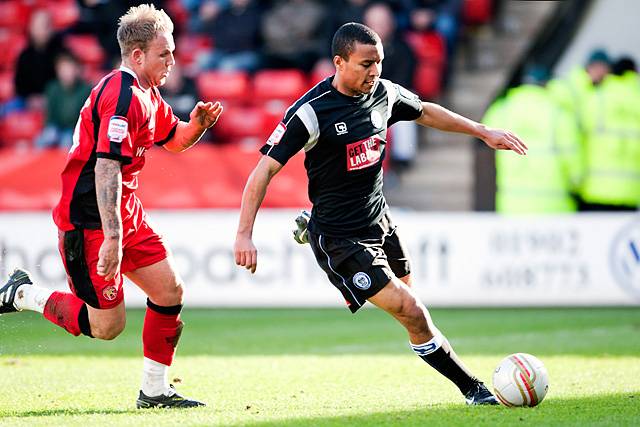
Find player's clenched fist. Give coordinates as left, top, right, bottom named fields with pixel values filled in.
left=234, top=235, right=258, bottom=274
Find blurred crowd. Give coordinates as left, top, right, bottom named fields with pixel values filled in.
left=484, top=50, right=640, bottom=212
left=0, top=0, right=492, bottom=157
left=0, top=1, right=636, bottom=211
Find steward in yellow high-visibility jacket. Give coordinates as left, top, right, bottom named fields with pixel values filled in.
left=547, top=49, right=610, bottom=133
left=578, top=62, right=640, bottom=210
left=483, top=84, right=582, bottom=213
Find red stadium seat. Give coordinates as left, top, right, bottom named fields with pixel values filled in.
left=0, top=2, right=29, bottom=31
left=46, top=0, right=79, bottom=31
left=65, top=34, right=106, bottom=68
left=463, top=0, right=494, bottom=25
left=405, top=31, right=446, bottom=65
left=0, top=30, right=27, bottom=70
left=213, top=106, right=269, bottom=142
left=0, top=72, right=14, bottom=103
left=263, top=103, right=288, bottom=128
left=0, top=110, right=44, bottom=148
left=413, top=62, right=442, bottom=100
left=253, top=69, right=308, bottom=104
left=196, top=70, right=250, bottom=105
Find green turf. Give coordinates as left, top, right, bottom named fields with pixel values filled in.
left=0, top=308, right=639, bottom=426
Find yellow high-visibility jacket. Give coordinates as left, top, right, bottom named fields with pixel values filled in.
left=483, top=85, right=582, bottom=213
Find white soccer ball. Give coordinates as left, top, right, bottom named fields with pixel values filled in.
left=492, top=353, right=549, bottom=407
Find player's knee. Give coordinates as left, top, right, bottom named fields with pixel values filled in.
left=398, top=298, right=428, bottom=332
left=91, top=317, right=126, bottom=340
left=151, top=281, right=184, bottom=306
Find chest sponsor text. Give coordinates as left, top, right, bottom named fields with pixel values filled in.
left=346, top=136, right=383, bottom=171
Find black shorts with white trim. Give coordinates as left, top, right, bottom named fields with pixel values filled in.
left=307, top=211, right=411, bottom=313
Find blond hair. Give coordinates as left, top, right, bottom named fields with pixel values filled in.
left=117, top=4, right=174, bottom=56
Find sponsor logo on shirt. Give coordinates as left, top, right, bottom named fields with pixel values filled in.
left=107, top=116, right=128, bottom=143
left=335, top=122, right=348, bottom=135
left=346, top=136, right=383, bottom=171
left=136, top=147, right=146, bottom=157
left=267, top=122, right=287, bottom=145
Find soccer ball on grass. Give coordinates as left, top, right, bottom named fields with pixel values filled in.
left=492, top=353, right=549, bottom=407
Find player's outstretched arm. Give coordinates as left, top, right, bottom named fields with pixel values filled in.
left=95, top=158, right=123, bottom=281
left=415, top=102, right=528, bottom=155
left=234, top=156, right=284, bottom=274
left=163, top=101, right=223, bottom=153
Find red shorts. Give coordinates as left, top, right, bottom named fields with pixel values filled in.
left=57, top=197, right=168, bottom=309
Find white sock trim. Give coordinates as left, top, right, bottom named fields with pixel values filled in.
left=141, top=357, right=170, bottom=397
left=410, top=333, right=444, bottom=357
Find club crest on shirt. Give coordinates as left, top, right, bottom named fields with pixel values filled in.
left=346, top=136, right=383, bottom=171
left=370, top=110, right=383, bottom=129
left=267, top=122, right=287, bottom=145
left=107, top=116, right=128, bottom=143
left=102, top=285, right=118, bottom=301
left=352, top=272, right=371, bottom=290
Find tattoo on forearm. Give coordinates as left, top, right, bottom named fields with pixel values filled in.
left=95, top=158, right=123, bottom=239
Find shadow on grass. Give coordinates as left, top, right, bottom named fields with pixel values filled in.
left=7, top=408, right=138, bottom=418
left=243, top=393, right=639, bottom=427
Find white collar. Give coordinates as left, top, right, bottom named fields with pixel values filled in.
left=119, top=65, right=138, bottom=79
left=119, top=65, right=150, bottom=90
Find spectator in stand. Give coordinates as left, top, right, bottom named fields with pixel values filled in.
left=483, top=65, right=582, bottom=213
left=36, top=53, right=92, bottom=149
left=364, top=2, right=418, bottom=172
left=14, top=9, right=66, bottom=110
left=405, top=0, right=463, bottom=54
left=577, top=56, right=640, bottom=211
left=182, top=0, right=228, bottom=33
left=159, top=63, right=198, bottom=122
left=198, top=0, right=263, bottom=72
left=261, top=0, right=331, bottom=72
left=548, top=49, right=611, bottom=132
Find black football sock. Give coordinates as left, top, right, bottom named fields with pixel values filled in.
left=410, top=333, right=479, bottom=395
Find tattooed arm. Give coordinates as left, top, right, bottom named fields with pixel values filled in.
left=95, top=158, right=123, bottom=281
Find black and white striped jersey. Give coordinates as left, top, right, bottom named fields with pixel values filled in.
left=260, top=76, right=422, bottom=237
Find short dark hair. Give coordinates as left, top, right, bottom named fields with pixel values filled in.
left=612, top=56, right=637, bottom=75
left=331, top=22, right=380, bottom=59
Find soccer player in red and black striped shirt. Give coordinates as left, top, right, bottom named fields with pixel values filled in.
left=0, top=4, right=222, bottom=408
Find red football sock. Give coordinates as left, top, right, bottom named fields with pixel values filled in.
left=142, top=299, right=184, bottom=366
left=43, top=291, right=90, bottom=337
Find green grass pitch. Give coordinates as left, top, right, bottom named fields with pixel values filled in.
left=1, top=307, right=638, bottom=426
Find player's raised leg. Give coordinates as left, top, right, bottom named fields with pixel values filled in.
left=126, top=257, right=204, bottom=409
left=368, top=277, right=498, bottom=405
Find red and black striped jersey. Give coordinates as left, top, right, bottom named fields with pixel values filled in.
left=53, top=66, right=180, bottom=231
